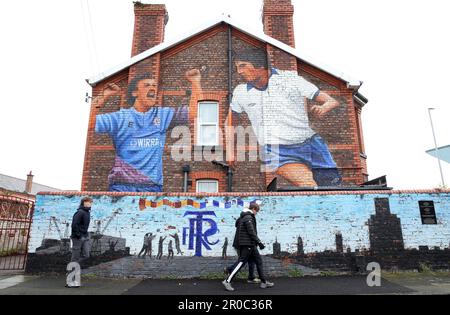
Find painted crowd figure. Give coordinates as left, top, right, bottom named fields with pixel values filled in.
left=170, top=233, right=183, bottom=255
left=138, top=233, right=150, bottom=257
left=157, top=236, right=166, bottom=260
left=222, top=237, right=228, bottom=259
left=168, top=240, right=174, bottom=260
left=146, top=233, right=156, bottom=257
left=138, top=233, right=156, bottom=258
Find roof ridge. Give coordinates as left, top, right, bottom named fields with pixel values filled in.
left=0, top=173, right=61, bottom=191
left=86, top=15, right=363, bottom=90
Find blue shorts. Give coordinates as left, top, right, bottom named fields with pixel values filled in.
left=108, top=183, right=163, bottom=193
left=263, top=134, right=342, bottom=186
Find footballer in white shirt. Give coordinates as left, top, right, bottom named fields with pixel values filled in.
left=228, top=48, right=342, bottom=187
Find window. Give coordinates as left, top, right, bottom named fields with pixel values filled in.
left=197, top=102, right=219, bottom=146
left=196, top=180, right=219, bottom=193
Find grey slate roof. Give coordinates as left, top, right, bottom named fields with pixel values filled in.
left=0, top=173, right=62, bottom=195
left=87, top=15, right=363, bottom=89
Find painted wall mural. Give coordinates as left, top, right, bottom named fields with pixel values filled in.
left=26, top=192, right=450, bottom=275
left=229, top=47, right=342, bottom=186
left=93, top=74, right=190, bottom=192
left=184, top=46, right=342, bottom=187
left=89, top=38, right=351, bottom=192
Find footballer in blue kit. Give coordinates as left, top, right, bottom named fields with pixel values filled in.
left=93, top=73, right=188, bottom=192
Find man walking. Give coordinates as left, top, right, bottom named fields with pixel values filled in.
left=70, top=197, right=93, bottom=264
left=222, top=204, right=274, bottom=291
left=224, top=218, right=260, bottom=284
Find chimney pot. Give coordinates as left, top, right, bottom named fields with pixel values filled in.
left=25, top=171, right=34, bottom=194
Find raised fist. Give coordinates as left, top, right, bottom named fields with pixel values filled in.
left=185, top=69, right=201, bottom=84
left=102, top=83, right=122, bottom=98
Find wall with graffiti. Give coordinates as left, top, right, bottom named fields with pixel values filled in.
left=26, top=192, right=450, bottom=276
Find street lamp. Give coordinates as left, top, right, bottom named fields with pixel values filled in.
left=428, top=108, right=446, bottom=187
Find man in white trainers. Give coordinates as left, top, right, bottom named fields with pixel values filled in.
left=222, top=204, right=274, bottom=291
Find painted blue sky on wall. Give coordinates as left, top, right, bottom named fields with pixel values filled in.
left=29, top=193, right=450, bottom=257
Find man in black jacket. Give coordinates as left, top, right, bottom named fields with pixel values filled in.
left=224, top=217, right=260, bottom=284
left=70, top=197, right=92, bottom=263
left=222, top=204, right=274, bottom=291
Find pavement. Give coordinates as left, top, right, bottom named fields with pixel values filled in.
left=1, top=271, right=450, bottom=295
left=82, top=255, right=320, bottom=279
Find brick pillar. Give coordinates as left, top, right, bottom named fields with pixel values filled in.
left=131, top=2, right=168, bottom=57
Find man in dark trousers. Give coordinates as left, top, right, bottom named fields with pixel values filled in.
left=70, top=197, right=93, bottom=264
left=222, top=204, right=274, bottom=291
left=224, top=219, right=260, bottom=284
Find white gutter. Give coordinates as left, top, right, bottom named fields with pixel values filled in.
left=87, top=15, right=363, bottom=89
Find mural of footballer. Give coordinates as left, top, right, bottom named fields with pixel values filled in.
left=93, top=73, right=189, bottom=192
left=229, top=48, right=342, bottom=187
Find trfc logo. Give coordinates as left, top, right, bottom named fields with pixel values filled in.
left=182, top=211, right=219, bottom=257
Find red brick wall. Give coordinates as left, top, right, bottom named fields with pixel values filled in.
left=82, top=25, right=367, bottom=192
left=131, top=3, right=167, bottom=57
left=262, top=0, right=296, bottom=48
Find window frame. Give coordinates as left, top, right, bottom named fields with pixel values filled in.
left=196, top=179, right=219, bottom=193
left=197, top=101, right=219, bottom=146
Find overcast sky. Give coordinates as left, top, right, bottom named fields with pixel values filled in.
left=1, top=0, right=449, bottom=191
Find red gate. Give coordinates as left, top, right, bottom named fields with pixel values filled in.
left=0, top=195, right=34, bottom=270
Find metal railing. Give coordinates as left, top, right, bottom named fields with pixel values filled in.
left=0, top=195, right=34, bottom=270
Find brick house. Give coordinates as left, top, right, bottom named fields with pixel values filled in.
left=82, top=0, right=369, bottom=193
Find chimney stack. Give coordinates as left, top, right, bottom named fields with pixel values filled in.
left=25, top=171, right=34, bottom=194
left=262, top=0, right=296, bottom=48
left=131, top=2, right=169, bottom=57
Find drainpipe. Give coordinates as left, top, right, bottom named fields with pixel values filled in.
left=182, top=165, right=190, bottom=192
left=226, top=166, right=233, bottom=193
left=228, top=25, right=233, bottom=104
left=212, top=161, right=233, bottom=192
